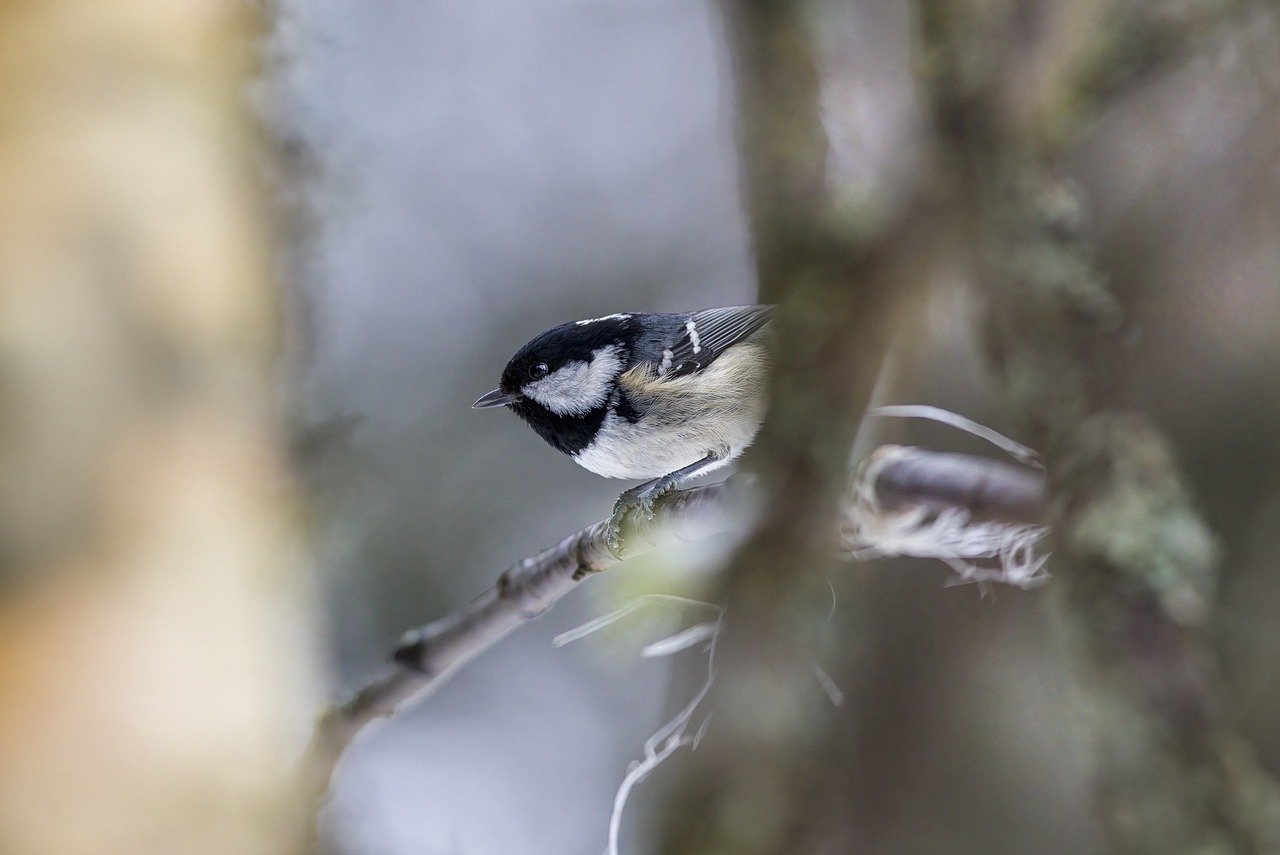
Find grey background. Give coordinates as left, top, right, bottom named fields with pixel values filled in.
left=275, top=3, right=753, bottom=853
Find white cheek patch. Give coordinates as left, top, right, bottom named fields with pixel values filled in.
left=523, top=344, right=623, bottom=415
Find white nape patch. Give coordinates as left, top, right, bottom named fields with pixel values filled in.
left=522, top=344, right=623, bottom=415
left=659, top=349, right=674, bottom=375
left=685, top=320, right=701, bottom=355
left=575, top=313, right=629, bottom=326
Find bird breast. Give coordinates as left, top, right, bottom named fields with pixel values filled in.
left=571, top=341, right=769, bottom=480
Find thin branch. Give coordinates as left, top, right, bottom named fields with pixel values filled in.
left=858, top=444, right=1046, bottom=524
left=304, top=481, right=735, bottom=788
left=870, top=405, right=1043, bottom=467
left=303, top=447, right=1047, bottom=841
left=846, top=445, right=1050, bottom=588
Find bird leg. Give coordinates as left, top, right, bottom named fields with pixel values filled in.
left=606, top=451, right=725, bottom=556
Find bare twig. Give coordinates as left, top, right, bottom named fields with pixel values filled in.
left=304, top=447, right=1047, bottom=835
left=857, top=445, right=1045, bottom=524
left=304, top=481, right=735, bottom=792
left=846, top=445, right=1050, bottom=588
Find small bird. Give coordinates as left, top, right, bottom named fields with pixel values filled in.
left=474, top=305, right=774, bottom=546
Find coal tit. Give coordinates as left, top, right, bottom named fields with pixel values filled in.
left=474, top=305, right=774, bottom=542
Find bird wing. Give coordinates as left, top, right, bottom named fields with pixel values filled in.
left=659, top=305, right=775, bottom=377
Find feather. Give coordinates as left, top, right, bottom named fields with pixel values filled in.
left=577, top=342, right=768, bottom=479
left=662, top=305, right=775, bottom=377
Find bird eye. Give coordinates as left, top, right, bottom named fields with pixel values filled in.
left=529, top=362, right=549, bottom=380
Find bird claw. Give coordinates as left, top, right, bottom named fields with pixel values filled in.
left=604, top=518, right=627, bottom=558
left=605, top=477, right=677, bottom=557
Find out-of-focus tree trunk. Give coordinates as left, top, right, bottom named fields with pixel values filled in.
left=0, top=2, right=316, bottom=853
left=921, top=0, right=1280, bottom=847
left=658, top=2, right=946, bottom=852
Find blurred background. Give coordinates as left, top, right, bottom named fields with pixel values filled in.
left=2, top=0, right=1278, bottom=853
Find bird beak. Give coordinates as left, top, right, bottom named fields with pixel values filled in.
left=472, top=388, right=521, bottom=409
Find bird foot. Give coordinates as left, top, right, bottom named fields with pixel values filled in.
left=605, top=476, right=678, bottom=557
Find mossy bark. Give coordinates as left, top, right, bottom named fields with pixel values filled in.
left=922, top=0, right=1280, bottom=848
left=658, top=2, right=943, bottom=852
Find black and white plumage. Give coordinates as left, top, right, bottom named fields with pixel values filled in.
left=474, top=306, right=774, bottom=516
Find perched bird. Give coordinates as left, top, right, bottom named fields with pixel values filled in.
left=474, top=305, right=774, bottom=545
